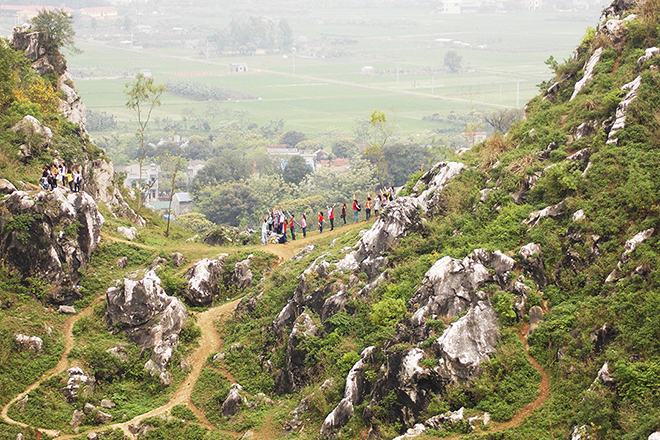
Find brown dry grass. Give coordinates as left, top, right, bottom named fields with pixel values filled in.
left=475, top=133, right=516, bottom=171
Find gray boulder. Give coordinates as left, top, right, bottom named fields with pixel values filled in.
left=183, top=255, right=227, bottom=305
left=14, top=334, right=43, bottom=352
left=528, top=306, right=544, bottom=336
left=648, top=432, right=660, bottom=440
left=10, top=115, right=53, bottom=158
left=96, top=411, right=113, bottom=424
left=291, top=245, right=315, bottom=261
left=118, top=226, right=138, bottom=240
left=435, top=301, right=499, bottom=383
left=106, top=269, right=187, bottom=383
left=232, top=254, right=254, bottom=290
left=607, top=76, right=642, bottom=145
left=519, top=243, right=547, bottom=288
left=522, top=202, right=565, bottom=228
left=222, top=383, right=245, bottom=417
left=570, top=48, right=602, bottom=101
left=59, top=305, right=76, bottom=315
left=117, top=257, right=129, bottom=269
left=171, top=252, right=185, bottom=267
left=69, top=409, right=84, bottom=427
left=0, top=179, right=17, bottom=195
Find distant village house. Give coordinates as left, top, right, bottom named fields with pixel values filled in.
left=229, top=62, right=248, bottom=73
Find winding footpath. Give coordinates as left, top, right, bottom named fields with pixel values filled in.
left=1, top=222, right=552, bottom=439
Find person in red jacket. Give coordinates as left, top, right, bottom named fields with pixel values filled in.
left=280, top=218, right=288, bottom=243
left=352, top=199, right=360, bottom=223
left=318, top=211, right=324, bottom=234
left=327, top=204, right=335, bottom=231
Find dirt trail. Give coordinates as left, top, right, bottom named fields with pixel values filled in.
left=0, top=307, right=94, bottom=438
left=441, top=324, right=551, bottom=440
left=2, top=221, right=370, bottom=438
left=54, top=298, right=242, bottom=440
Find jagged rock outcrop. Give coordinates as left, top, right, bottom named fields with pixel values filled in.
left=522, top=201, right=565, bottom=228
left=0, top=186, right=104, bottom=304
left=11, top=115, right=53, bottom=160
left=606, top=76, right=642, bottom=145
left=118, top=226, right=138, bottom=240
left=183, top=255, right=227, bottom=306
left=571, top=48, right=603, bottom=101
left=409, top=250, right=514, bottom=332
left=106, top=270, right=187, bottom=384
left=232, top=254, right=254, bottom=290
left=519, top=243, right=547, bottom=288
left=14, top=334, right=43, bottom=352
left=222, top=383, right=246, bottom=416
left=606, top=228, right=654, bottom=282
left=320, top=346, right=375, bottom=437
left=276, top=313, right=320, bottom=394
left=61, top=367, right=95, bottom=403
left=435, top=301, right=499, bottom=383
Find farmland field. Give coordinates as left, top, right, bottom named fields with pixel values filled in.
left=1, top=6, right=607, bottom=137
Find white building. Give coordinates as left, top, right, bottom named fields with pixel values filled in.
left=117, top=163, right=160, bottom=201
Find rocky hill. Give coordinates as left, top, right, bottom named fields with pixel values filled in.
left=1, top=1, right=660, bottom=439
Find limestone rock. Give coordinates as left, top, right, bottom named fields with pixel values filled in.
left=62, top=368, right=95, bottom=403
left=117, top=257, right=129, bottom=269
left=69, top=409, right=84, bottom=427
left=232, top=254, right=254, bottom=290
left=118, top=226, right=138, bottom=240
left=100, top=399, right=116, bottom=409
left=638, top=47, right=660, bottom=67
left=292, top=245, right=315, bottom=261
left=83, top=403, right=96, bottom=414
left=107, top=346, right=129, bottom=362
left=10, top=115, right=53, bottom=159
left=276, top=313, right=320, bottom=394
left=222, top=383, right=245, bottom=416
left=58, top=71, right=86, bottom=127
left=96, top=410, right=113, bottom=424
left=106, top=270, right=187, bottom=382
left=87, top=433, right=98, bottom=440
left=425, top=407, right=467, bottom=431
left=571, top=48, right=602, bottom=101
left=320, top=346, right=375, bottom=437
left=409, top=249, right=514, bottom=335
left=59, top=305, right=76, bottom=315
left=519, top=243, right=547, bottom=288
left=528, top=306, right=544, bottom=335
left=393, top=424, right=426, bottom=440
left=0, top=179, right=17, bottom=195
left=149, top=257, right=167, bottom=270
left=648, top=432, right=660, bottom=440
left=14, top=334, right=43, bottom=352
left=572, top=209, right=586, bottom=222
left=435, top=301, right=499, bottom=383
left=171, top=252, right=185, bottom=267
left=183, top=255, right=227, bottom=306
left=607, top=76, right=642, bottom=145
left=522, top=202, right=565, bottom=228
left=0, top=188, right=104, bottom=304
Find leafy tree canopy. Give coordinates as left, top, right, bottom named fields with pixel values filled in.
left=29, top=9, right=80, bottom=54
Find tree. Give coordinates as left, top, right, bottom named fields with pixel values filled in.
left=444, top=50, right=462, bottom=74
left=365, top=110, right=396, bottom=188
left=280, top=130, right=307, bottom=147
left=482, top=108, right=525, bottom=133
left=278, top=19, right=293, bottom=50
left=30, top=9, right=80, bottom=54
left=332, top=139, right=358, bottom=158
left=196, top=182, right=261, bottom=227
left=383, top=143, right=430, bottom=186
left=165, top=156, right=183, bottom=238
left=192, top=150, right=251, bottom=190
left=125, top=73, right=166, bottom=220
left=282, top=154, right=311, bottom=185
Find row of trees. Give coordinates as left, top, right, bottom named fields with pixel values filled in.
left=209, top=17, right=294, bottom=54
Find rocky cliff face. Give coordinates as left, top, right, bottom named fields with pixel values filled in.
left=0, top=183, right=104, bottom=304
left=8, top=25, right=136, bottom=221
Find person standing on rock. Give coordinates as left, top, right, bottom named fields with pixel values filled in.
left=301, top=213, right=307, bottom=238
left=374, top=194, right=381, bottom=216
left=73, top=169, right=82, bottom=192
left=327, top=204, right=335, bottom=231
left=318, top=211, right=324, bottom=234
left=261, top=218, right=268, bottom=245
left=341, top=202, right=347, bottom=225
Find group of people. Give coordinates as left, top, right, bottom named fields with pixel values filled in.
left=40, top=163, right=82, bottom=192
left=260, top=186, right=396, bottom=245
